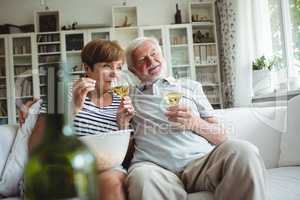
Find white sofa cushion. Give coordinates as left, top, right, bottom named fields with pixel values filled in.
left=0, top=100, right=41, bottom=197
left=0, top=125, right=18, bottom=176
left=214, top=106, right=285, bottom=169
left=267, top=167, right=300, bottom=200
left=279, top=95, right=300, bottom=166
left=187, top=191, right=213, bottom=200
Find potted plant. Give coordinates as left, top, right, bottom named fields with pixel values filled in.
left=252, top=56, right=277, bottom=96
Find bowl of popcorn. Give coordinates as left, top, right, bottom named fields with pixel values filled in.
left=79, top=129, right=132, bottom=172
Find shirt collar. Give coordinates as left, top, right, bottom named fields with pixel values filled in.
left=138, top=76, right=177, bottom=91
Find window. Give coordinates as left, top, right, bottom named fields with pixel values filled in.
left=268, top=0, right=300, bottom=91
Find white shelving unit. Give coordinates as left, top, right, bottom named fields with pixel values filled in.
left=112, top=6, right=138, bottom=28
left=111, top=27, right=139, bottom=50
left=165, top=24, right=195, bottom=80
left=59, top=29, right=112, bottom=113
left=0, top=36, right=10, bottom=125
left=7, top=33, right=39, bottom=124
left=61, top=28, right=113, bottom=81
left=34, top=10, right=62, bottom=113
left=34, top=10, right=60, bottom=33
left=111, top=5, right=139, bottom=51
left=138, top=25, right=168, bottom=57
left=0, top=5, right=225, bottom=123
left=189, top=1, right=223, bottom=108
left=36, top=31, right=61, bottom=113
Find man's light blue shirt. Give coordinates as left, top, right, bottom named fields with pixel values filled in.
left=130, top=78, right=215, bottom=172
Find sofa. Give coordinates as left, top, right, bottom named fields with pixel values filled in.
left=1, top=95, right=300, bottom=200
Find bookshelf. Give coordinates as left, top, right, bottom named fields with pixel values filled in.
left=36, top=32, right=61, bottom=113
left=165, top=24, right=195, bottom=80
left=0, top=36, right=9, bottom=125
left=189, top=1, right=223, bottom=108
left=8, top=33, right=39, bottom=123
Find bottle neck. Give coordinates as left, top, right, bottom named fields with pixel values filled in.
left=40, top=113, right=65, bottom=142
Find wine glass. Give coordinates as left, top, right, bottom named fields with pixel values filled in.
left=111, top=72, right=130, bottom=98
left=163, top=85, right=183, bottom=107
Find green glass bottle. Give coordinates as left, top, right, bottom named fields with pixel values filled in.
left=23, top=114, right=99, bottom=200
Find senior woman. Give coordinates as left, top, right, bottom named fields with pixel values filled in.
left=72, top=39, right=134, bottom=200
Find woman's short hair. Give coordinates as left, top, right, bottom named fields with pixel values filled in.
left=81, top=39, right=124, bottom=70
left=125, top=37, right=162, bottom=71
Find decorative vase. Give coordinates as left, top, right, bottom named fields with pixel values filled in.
left=175, top=3, right=182, bottom=24
left=252, top=69, right=275, bottom=96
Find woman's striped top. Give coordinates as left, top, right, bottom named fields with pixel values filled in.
left=73, top=93, right=121, bottom=136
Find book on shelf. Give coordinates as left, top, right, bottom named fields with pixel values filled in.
left=200, top=45, right=207, bottom=64
left=0, top=102, right=7, bottom=116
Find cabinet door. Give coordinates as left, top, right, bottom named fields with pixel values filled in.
left=88, top=28, right=112, bottom=41
left=190, top=2, right=223, bottom=108
left=0, top=37, right=10, bottom=125
left=36, top=32, right=61, bottom=113
left=61, top=31, right=86, bottom=80
left=166, top=24, right=195, bottom=80
left=59, top=31, right=87, bottom=114
left=9, top=34, right=37, bottom=123
left=111, top=28, right=139, bottom=50
left=139, top=26, right=167, bottom=57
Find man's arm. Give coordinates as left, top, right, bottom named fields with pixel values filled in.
left=189, top=116, right=227, bottom=145
left=165, top=106, right=227, bottom=145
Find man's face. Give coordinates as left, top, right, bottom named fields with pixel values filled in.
left=131, top=41, right=166, bottom=82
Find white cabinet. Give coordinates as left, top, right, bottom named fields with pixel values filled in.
left=165, top=24, right=195, bottom=80
left=112, top=6, right=138, bottom=28
left=7, top=33, right=39, bottom=124
left=111, top=27, right=139, bottom=50
left=36, top=31, right=61, bottom=113
left=88, top=28, right=112, bottom=41
left=139, top=24, right=195, bottom=80
left=61, top=30, right=86, bottom=80
left=0, top=36, right=10, bottom=125
left=139, top=25, right=168, bottom=57
left=61, top=28, right=112, bottom=79
left=189, top=1, right=223, bottom=108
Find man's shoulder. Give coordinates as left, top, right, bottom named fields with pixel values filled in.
left=177, top=78, right=202, bottom=90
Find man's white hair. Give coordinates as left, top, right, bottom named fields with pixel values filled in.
left=126, top=37, right=162, bottom=71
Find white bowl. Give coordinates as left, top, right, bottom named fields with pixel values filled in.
left=79, top=129, right=132, bottom=172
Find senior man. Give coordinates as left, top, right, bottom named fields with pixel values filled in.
left=125, top=37, right=266, bottom=200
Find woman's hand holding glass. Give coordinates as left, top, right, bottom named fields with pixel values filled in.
left=116, top=96, right=135, bottom=129
left=112, top=72, right=135, bottom=129
left=111, top=76, right=130, bottom=98
left=72, top=77, right=96, bottom=114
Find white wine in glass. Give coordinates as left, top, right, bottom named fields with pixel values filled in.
left=164, top=91, right=183, bottom=106
left=112, top=86, right=129, bottom=98
left=111, top=73, right=130, bottom=98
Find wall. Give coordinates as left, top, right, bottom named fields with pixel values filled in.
left=0, top=0, right=190, bottom=27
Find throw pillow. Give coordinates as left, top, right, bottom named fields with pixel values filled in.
left=279, top=95, right=300, bottom=166
left=0, top=100, right=42, bottom=197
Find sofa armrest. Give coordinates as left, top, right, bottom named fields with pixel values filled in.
left=214, top=107, right=286, bottom=169
left=0, top=124, right=19, bottom=176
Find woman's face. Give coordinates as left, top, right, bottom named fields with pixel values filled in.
left=85, top=60, right=123, bottom=93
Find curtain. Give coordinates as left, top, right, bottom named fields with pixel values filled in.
left=216, top=0, right=273, bottom=107
left=216, top=0, right=237, bottom=108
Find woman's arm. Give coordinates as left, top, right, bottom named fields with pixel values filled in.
left=117, top=96, right=135, bottom=129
